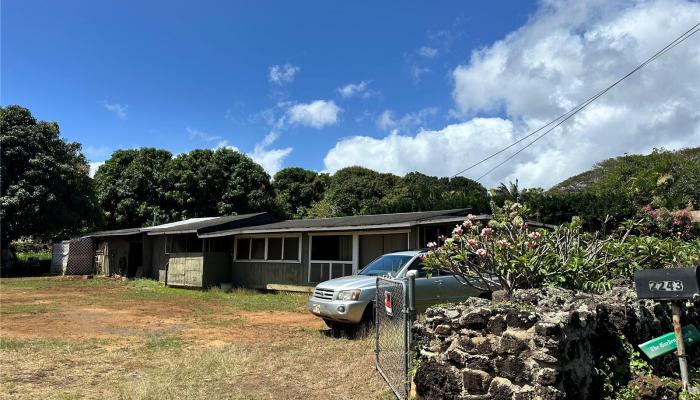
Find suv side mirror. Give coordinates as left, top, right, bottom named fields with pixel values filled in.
left=406, top=270, right=418, bottom=278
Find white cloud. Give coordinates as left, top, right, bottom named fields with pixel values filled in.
left=325, top=118, right=516, bottom=177
left=89, top=161, right=105, bottom=177
left=417, top=46, right=438, bottom=58
left=249, top=130, right=292, bottom=175
left=376, top=107, right=439, bottom=132
left=268, top=63, right=300, bottom=85
left=186, top=127, right=222, bottom=142
left=324, top=0, right=700, bottom=189
left=337, top=81, right=377, bottom=99
left=213, top=139, right=239, bottom=152
left=102, top=101, right=128, bottom=119
left=287, top=100, right=341, bottom=128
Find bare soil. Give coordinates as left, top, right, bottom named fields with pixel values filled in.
left=0, top=277, right=390, bottom=399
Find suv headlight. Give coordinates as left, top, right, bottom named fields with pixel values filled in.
left=337, top=289, right=361, bottom=301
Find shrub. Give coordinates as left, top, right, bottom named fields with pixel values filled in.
left=422, top=202, right=700, bottom=296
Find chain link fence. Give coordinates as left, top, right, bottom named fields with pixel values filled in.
left=375, top=276, right=412, bottom=399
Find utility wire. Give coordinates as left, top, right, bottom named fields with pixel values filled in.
left=475, top=23, right=700, bottom=182
left=450, top=22, right=700, bottom=181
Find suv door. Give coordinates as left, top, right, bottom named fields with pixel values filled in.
left=437, top=273, right=483, bottom=302
left=405, top=259, right=440, bottom=312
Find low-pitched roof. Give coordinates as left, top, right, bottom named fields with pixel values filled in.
left=198, top=209, right=485, bottom=237
left=80, top=227, right=144, bottom=238
left=147, top=212, right=274, bottom=235
left=81, top=213, right=276, bottom=238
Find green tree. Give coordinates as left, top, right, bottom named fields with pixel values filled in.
left=94, top=148, right=172, bottom=229
left=273, top=167, right=324, bottom=218
left=166, top=148, right=275, bottom=219
left=0, top=105, right=102, bottom=244
left=324, top=166, right=398, bottom=216
left=382, top=173, right=489, bottom=213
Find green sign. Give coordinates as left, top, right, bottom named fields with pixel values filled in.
left=638, top=325, right=700, bottom=359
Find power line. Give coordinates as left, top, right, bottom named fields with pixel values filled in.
left=450, top=21, right=700, bottom=181
left=475, top=23, right=700, bottom=183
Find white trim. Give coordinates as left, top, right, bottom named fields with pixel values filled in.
left=352, top=234, right=359, bottom=274
left=200, top=223, right=414, bottom=237
left=197, top=215, right=493, bottom=238
left=309, top=260, right=354, bottom=264
left=233, top=234, right=302, bottom=263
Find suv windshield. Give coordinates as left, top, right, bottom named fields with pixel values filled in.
left=358, top=255, right=414, bottom=277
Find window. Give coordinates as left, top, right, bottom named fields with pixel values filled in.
left=236, top=238, right=250, bottom=259
left=234, top=236, right=301, bottom=262
left=166, top=233, right=201, bottom=253
left=251, top=238, right=265, bottom=260
left=309, top=235, right=353, bottom=283
left=311, top=235, right=352, bottom=261
left=267, top=238, right=283, bottom=260
left=406, top=259, right=429, bottom=278
left=283, top=237, right=299, bottom=261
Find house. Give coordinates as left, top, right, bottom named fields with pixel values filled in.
left=80, top=212, right=276, bottom=286
left=197, top=208, right=485, bottom=293
left=144, top=212, right=276, bottom=287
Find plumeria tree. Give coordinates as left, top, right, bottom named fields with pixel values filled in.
left=421, top=202, right=638, bottom=296
left=422, top=202, right=551, bottom=295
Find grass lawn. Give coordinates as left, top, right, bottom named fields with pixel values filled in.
left=0, top=277, right=391, bottom=399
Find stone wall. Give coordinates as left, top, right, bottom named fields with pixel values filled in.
left=413, top=287, right=699, bottom=400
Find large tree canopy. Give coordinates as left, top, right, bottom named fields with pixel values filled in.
left=273, top=167, right=325, bottom=218
left=94, top=148, right=172, bottom=229
left=166, top=148, right=275, bottom=220
left=0, top=105, right=101, bottom=244
left=94, top=147, right=276, bottom=229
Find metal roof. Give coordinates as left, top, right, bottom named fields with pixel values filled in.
left=81, top=213, right=274, bottom=238
left=146, top=213, right=273, bottom=235
left=198, top=209, right=484, bottom=237
left=80, top=227, right=144, bottom=238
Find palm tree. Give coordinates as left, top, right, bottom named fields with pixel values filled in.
left=492, top=179, right=521, bottom=202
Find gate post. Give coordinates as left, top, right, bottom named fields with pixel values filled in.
left=406, top=271, right=416, bottom=325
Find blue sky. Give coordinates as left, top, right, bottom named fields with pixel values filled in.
left=3, top=0, right=698, bottom=188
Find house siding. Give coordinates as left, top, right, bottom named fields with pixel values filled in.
left=231, top=233, right=312, bottom=291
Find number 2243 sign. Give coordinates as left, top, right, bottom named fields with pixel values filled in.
left=648, top=280, right=684, bottom=292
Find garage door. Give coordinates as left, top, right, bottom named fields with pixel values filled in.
left=359, top=233, right=409, bottom=269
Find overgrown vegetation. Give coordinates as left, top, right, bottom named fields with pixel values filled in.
left=422, top=202, right=700, bottom=295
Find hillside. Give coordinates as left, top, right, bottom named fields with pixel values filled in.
left=549, top=147, right=700, bottom=210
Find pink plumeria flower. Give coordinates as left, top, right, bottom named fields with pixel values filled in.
left=466, top=214, right=475, bottom=220
left=480, top=227, right=493, bottom=237
left=510, top=203, right=522, bottom=211
left=427, top=241, right=437, bottom=249
left=452, top=225, right=463, bottom=235
left=462, top=219, right=473, bottom=228
left=528, top=231, right=541, bottom=240
left=475, top=248, right=487, bottom=257
left=467, top=239, right=478, bottom=247
left=526, top=241, right=537, bottom=249
left=497, top=239, right=509, bottom=248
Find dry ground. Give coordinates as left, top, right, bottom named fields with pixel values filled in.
left=0, top=277, right=391, bottom=399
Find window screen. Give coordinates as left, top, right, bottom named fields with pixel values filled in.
left=236, top=238, right=250, bottom=260
left=267, top=238, right=283, bottom=260
left=251, top=238, right=265, bottom=260
left=311, top=235, right=352, bottom=261
left=283, top=237, right=299, bottom=261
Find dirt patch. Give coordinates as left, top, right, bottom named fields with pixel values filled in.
left=0, top=277, right=388, bottom=399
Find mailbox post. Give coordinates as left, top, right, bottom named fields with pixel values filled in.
left=634, top=266, right=700, bottom=392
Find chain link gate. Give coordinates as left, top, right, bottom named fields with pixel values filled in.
left=375, top=275, right=416, bottom=399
